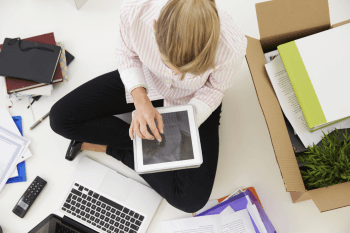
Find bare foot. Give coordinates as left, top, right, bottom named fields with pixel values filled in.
left=81, top=143, right=107, bottom=153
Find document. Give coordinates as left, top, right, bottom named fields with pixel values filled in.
left=0, top=108, right=31, bottom=192
left=10, top=167, right=19, bottom=178
left=265, top=56, right=350, bottom=147
left=220, top=206, right=235, bottom=216
left=0, top=129, right=28, bottom=192
left=246, top=204, right=267, bottom=233
left=0, top=107, right=32, bottom=163
left=162, top=209, right=255, bottom=233
left=264, top=50, right=279, bottom=63
left=221, top=210, right=255, bottom=233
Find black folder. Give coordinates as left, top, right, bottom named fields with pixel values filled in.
left=0, top=38, right=62, bottom=84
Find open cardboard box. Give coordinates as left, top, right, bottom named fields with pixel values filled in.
left=245, top=0, right=350, bottom=212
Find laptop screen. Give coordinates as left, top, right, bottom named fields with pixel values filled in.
left=29, top=214, right=96, bottom=233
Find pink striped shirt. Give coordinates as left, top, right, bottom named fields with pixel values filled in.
left=116, top=0, right=247, bottom=126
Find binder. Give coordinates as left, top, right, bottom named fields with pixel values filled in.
left=278, top=23, right=350, bottom=131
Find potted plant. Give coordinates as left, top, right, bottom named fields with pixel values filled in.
left=296, top=129, right=350, bottom=190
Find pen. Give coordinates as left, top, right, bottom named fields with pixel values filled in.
left=30, top=111, right=50, bottom=130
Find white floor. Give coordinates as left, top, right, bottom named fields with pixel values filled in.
left=0, top=0, right=350, bottom=232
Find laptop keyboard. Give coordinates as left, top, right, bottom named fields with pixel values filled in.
left=60, top=182, right=145, bottom=233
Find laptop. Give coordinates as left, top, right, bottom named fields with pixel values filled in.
left=29, top=156, right=162, bottom=233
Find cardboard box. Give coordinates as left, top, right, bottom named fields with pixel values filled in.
left=245, top=0, right=350, bottom=212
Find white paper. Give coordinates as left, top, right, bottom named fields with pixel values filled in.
left=0, top=108, right=31, bottom=191
left=162, top=209, right=255, bottom=233
left=247, top=205, right=267, bottom=233
left=295, top=23, right=350, bottom=123
left=19, top=84, right=53, bottom=96
left=222, top=188, right=243, bottom=202
left=0, top=129, right=28, bottom=192
left=0, top=107, right=33, bottom=162
left=221, top=210, right=255, bottom=233
left=0, top=137, right=20, bottom=173
left=194, top=199, right=219, bottom=216
left=264, top=50, right=279, bottom=63
left=162, top=215, right=221, bottom=233
left=10, top=168, right=19, bottom=178
left=265, top=56, right=350, bottom=147
left=0, top=127, right=28, bottom=159
left=220, top=206, right=235, bottom=216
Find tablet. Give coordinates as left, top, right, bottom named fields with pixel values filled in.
left=132, top=105, right=203, bottom=174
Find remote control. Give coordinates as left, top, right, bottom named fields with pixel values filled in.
left=13, top=176, right=47, bottom=218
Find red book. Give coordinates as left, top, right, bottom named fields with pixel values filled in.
left=0, top=33, right=63, bottom=94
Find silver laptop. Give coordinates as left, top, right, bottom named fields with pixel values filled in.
left=30, top=156, right=162, bottom=233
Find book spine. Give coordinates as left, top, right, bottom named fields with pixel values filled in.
left=277, top=41, right=326, bottom=131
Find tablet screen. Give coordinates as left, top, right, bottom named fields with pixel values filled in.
left=142, top=111, right=194, bottom=165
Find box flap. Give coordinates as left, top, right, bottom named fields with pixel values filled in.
left=290, top=191, right=311, bottom=203
left=308, top=182, right=350, bottom=212
left=245, top=36, right=305, bottom=192
left=332, top=19, right=350, bottom=28
left=256, top=0, right=330, bottom=51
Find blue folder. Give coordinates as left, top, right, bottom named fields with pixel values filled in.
left=6, top=116, right=27, bottom=184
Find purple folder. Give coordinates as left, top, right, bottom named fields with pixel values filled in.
left=197, top=189, right=276, bottom=233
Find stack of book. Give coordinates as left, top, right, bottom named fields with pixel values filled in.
left=162, top=187, right=276, bottom=233
left=264, top=23, right=350, bottom=151
left=0, top=33, right=74, bottom=99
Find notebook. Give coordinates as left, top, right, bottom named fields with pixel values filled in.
left=277, top=23, right=350, bottom=132
left=0, top=38, right=61, bottom=83
left=0, top=33, right=64, bottom=94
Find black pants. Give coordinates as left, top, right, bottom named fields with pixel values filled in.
left=50, top=70, right=221, bottom=213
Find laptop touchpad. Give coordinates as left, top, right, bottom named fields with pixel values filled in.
left=99, top=170, right=135, bottom=202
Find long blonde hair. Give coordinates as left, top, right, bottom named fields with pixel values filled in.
left=155, top=0, right=221, bottom=80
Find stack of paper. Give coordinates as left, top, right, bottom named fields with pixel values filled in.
left=277, top=23, right=350, bottom=132
left=0, top=107, right=32, bottom=191
left=264, top=53, right=350, bottom=148
left=162, top=189, right=275, bottom=233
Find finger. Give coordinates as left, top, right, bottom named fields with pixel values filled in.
left=140, top=121, right=155, bottom=140
left=155, top=113, right=164, bottom=134
left=129, top=121, right=134, bottom=140
left=147, top=119, right=162, bottom=142
left=134, top=122, right=145, bottom=139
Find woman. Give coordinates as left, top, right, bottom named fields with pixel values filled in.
left=50, top=0, right=247, bottom=213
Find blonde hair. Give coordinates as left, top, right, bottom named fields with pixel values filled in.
left=155, top=0, right=221, bottom=80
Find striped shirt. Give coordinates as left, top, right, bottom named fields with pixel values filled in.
left=116, top=0, right=247, bottom=126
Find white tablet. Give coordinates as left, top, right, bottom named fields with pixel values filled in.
left=132, top=105, right=203, bottom=174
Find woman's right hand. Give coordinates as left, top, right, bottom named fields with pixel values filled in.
left=129, top=87, right=164, bottom=142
